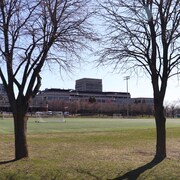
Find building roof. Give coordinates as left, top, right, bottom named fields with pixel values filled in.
left=76, top=78, right=102, bottom=81
left=39, top=88, right=130, bottom=96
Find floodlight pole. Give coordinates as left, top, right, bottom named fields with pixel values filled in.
left=124, top=76, right=130, bottom=117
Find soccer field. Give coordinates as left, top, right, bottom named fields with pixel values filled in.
left=0, top=117, right=180, bottom=179
left=1, top=117, right=180, bottom=134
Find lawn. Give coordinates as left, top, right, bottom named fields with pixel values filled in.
left=0, top=117, right=180, bottom=179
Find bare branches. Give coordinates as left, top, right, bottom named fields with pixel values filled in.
left=0, top=0, right=97, bottom=102
left=98, top=0, right=180, bottom=96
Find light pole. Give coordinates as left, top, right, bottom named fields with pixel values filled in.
left=124, top=76, right=130, bottom=117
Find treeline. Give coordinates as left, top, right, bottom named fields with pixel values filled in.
left=46, top=100, right=154, bottom=117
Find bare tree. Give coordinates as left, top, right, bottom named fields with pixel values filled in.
left=98, top=0, right=180, bottom=161
left=165, top=100, right=180, bottom=117
left=0, top=0, right=97, bottom=160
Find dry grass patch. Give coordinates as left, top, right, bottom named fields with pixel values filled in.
left=0, top=121, right=180, bottom=179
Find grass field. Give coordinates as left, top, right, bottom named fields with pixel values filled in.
left=0, top=117, right=180, bottom=179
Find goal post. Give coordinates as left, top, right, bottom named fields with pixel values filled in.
left=113, top=113, right=123, bottom=118
left=35, top=111, right=66, bottom=123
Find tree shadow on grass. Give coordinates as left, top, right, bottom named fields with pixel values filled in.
left=0, top=159, right=16, bottom=165
left=113, top=158, right=164, bottom=180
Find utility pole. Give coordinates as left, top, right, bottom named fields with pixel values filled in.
left=124, top=76, right=130, bottom=117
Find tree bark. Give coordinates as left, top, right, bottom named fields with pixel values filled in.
left=13, top=107, right=29, bottom=160
left=154, top=101, right=166, bottom=162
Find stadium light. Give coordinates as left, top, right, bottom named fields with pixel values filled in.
left=124, top=76, right=130, bottom=117
left=124, top=76, right=130, bottom=93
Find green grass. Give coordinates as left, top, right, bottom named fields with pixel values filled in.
left=1, top=117, right=180, bottom=134
left=0, top=117, right=180, bottom=179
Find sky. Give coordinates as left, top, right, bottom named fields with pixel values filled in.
left=0, top=1, right=179, bottom=104
left=38, top=2, right=180, bottom=104
left=40, top=60, right=180, bottom=104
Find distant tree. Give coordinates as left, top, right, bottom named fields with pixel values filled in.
left=0, top=0, right=97, bottom=160
left=164, top=100, right=179, bottom=118
left=68, top=101, right=79, bottom=114
left=48, top=100, right=66, bottom=111
left=98, top=0, right=180, bottom=161
left=89, top=96, right=96, bottom=103
left=169, top=104, right=176, bottom=118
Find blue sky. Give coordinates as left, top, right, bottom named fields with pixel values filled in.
left=0, top=1, right=179, bottom=105
left=39, top=5, right=179, bottom=104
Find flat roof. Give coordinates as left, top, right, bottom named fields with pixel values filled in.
left=40, top=88, right=130, bottom=95
left=76, top=78, right=102, bottom=81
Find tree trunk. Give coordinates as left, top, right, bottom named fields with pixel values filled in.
left=154, top=102, right=166, bottom=162
left=13, top=110, right=29, bottom=160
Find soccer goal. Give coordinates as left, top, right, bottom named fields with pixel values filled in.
left=35, top=111, right=66, bottom=123
left=113, top=113, right=123, bottom=118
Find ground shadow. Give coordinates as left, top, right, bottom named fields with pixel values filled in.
left=0, top=159, right=16, bottom=165
left=113, top=158, right=164, bottom=180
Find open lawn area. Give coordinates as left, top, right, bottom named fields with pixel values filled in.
left=0, top=118, right=180, bottom=179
